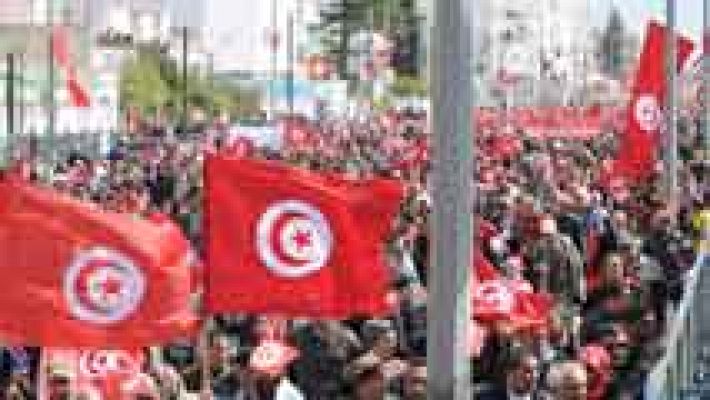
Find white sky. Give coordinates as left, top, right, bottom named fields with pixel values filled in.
left=197, top=0, right=706, bottom=72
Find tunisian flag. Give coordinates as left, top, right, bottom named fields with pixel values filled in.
left=0, top=177, right=196, bottom=348
left=612, top=21, right=694, bottom=181
left=204, top=156, right=403, bottom=319
left=67, top=69, right=91, bottom=108
left=38, top=349, right=147, bottom=399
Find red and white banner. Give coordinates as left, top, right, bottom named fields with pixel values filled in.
left=0, top=177, right=197, bottom=348
left=611, top=21, right=694, bottom=182
left=204, top=156, right=404, bottom=319
left=39, top=348, right=148, bottom=399
left=474, top=106, right=625, bottom=139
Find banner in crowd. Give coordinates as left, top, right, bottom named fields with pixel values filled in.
left=204, top=156, right=404, bottom=319
left=474, top=106, right=626, bottom=139
left=0, top=177, right=197, bottom=347
left=611, top=21, right=695, bottom=181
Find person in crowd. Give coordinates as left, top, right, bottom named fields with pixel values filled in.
left=476, top=349, right=543, bottom=400
left=0, top=107, right=703, bottom=398
left=546, top=361, right=587, bottom=400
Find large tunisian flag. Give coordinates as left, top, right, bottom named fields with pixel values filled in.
left=204, top=156, right=403, bottom=319
left=611, top=21, right=694, bottom=181
left=0, top=176, right=196, bottom=348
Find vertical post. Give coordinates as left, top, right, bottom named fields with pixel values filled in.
left=428, top=0, right=473, bottom=398
left=270, top=0, right=277, bottom=121
left=18, top=53, right=24, bottom=140
left=666, top=0, right=678, bottom=217
left=287, top=11, right=294, bottom=117
left=7, top=53, right=15, bottom=164
left=704, top=0, right=709, bottom=246
left=704, top=0, right=709, bottom=184
left=208, top=52, right=214, bottom=123
left=182, top=26, right=188, bottom=135
left=48, top=0, right=56, bottom=168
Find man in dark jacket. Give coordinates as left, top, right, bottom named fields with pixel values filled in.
left=476, top=350, right=544, bottom=400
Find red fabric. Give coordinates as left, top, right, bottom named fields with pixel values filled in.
left=473, top=246, right=500, bottom=282
left=40, top=349, right=149, bottom=399
left=473, top=278, right=552, bottom=331
left=0, top=179, right=196, bottom=347
left=52, top=26, right=70, bottom=68
left=580, top=345, right=612, bottom=400
left=476, top=217, right=499, bottom=242
left=612, top=22, right=694, bottom=181
left=204, top=156, right=404, bottom=319
left=67, top=70, right=91, bottom=108
left=509, top=291, right=553, bottom=331
left=225, top=137, right=254, bottom=158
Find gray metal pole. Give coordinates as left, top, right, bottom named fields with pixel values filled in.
left=18, top=53, right=24, bottom=140
left=287, top=12, right=294, bottom=117
left=666, top=0, right=678, bottom=216
left=270, top=0, right=277, bottom=121
left=428, top=0, right=473, bottom=398
left=704, top=0, right=709, bottom=184
left=182, top=26, right=188, bottom=135
left=7, top=53, right=15, bottom=153
left=48, top=0, right=55, bottom=168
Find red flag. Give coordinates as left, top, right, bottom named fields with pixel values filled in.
left=0, top=177, right=197, bottom=347
left=249, top=340, right=300, bottom=377
left=204, top=156, right=403, bottom=319
left=52, top=26, right=70, bottom=68
left=473, top=246, right=500, bottom=282
left=473, top=279, right=551, bottom=330
left=67, top=70, right=91, bottom=108
left=613, top=22, right=694, bottom=181
left=39, top=349, right=150, bottom=399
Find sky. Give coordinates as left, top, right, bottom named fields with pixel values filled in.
left=198, top=0, right=707, bottom=72
left=593, top=0, right=704, bottom=40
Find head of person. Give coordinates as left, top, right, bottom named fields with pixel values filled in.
left=548, top=361, right=587, bottom=400
left=600, top=323, right=632, bottom=369
left=505, top=350, right=540, bottom=396
left=47, top=364, right=73, bottom=400
left=353, top=366, right=385, bottom=400
left=364, top=320, right=398, bottom=359
left=601, top=252, right=625, bottom=287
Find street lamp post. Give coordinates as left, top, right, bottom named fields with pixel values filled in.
left=428, top=0, right=474, bottom=398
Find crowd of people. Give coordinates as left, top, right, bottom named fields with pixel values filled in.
left=0, top=107, right=707, bottom=399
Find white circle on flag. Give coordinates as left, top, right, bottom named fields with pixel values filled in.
left=79, top=350, right=139, bottom=377
left=474, top=281, right=515, bottom=314
left=256, top=200, right=333, bottom=279
left=64, top=247, right=146, bottom=324
left=634, top=94, right=662, bottom=132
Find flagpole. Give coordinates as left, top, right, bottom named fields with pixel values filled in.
left=666, top=0, right=678, bottom=219
left=428, top=0, right=473, bottom=398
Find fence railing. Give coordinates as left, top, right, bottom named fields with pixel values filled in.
left=645, top=254, right=709, bottom=399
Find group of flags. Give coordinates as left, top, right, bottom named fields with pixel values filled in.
left=0, top=20, right=698, bottom=397
left=0, top=155, right=405, bottom=348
